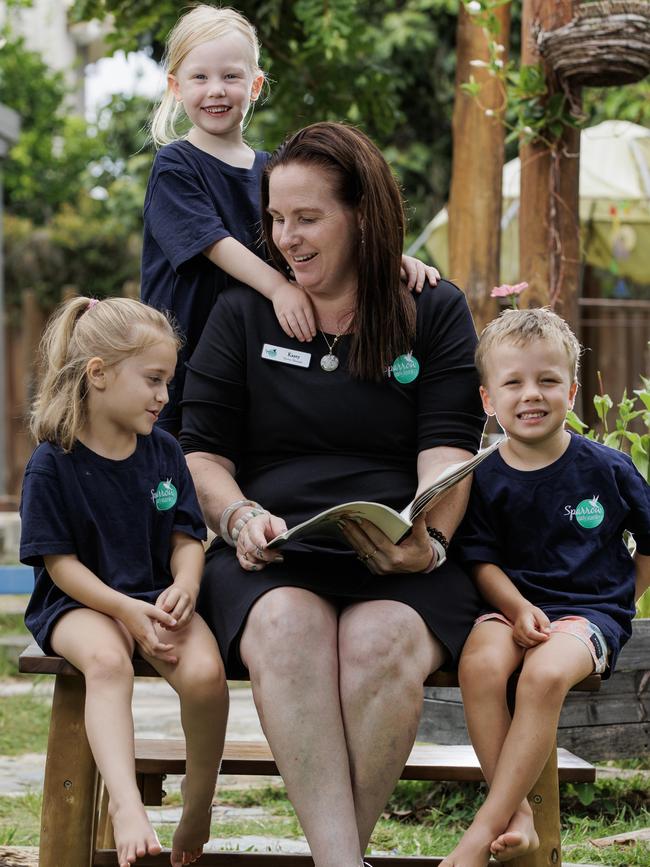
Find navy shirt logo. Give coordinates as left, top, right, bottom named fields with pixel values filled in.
left=151, top=479, right=177, bottom=511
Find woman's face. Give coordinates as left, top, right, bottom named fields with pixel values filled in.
left=267, top=163, right=360, bottom=300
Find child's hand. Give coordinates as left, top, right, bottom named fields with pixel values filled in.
left=271, top=282, right=317, bottom=343
left=155, top=582, right=196, bottom=630
left=512, top=605, right=552, bottom=648
left=120, top=599, right=179, bottom=663
left=400, top=255, right=440, bottom=293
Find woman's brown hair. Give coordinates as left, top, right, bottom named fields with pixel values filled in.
left=261, top=122, right=416, bottom=382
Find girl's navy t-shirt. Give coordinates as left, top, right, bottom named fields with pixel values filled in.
left=20, top=428, right=206, bottom=652
left=141, top=140, right=270, bottom=430
left=455, top=433, right=650, bottom=673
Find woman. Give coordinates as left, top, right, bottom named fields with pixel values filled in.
left=181, top=122, right=485, bottom=867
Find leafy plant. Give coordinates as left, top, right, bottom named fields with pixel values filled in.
left=460, top=1, right=582, bottom=147
left=566, top=375, right=650, bottom=484
left=566, top=373, right=650, bottom=617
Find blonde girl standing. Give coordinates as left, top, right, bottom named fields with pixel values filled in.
left=20, top=297, right=227, bottom=867
left=142, top=4, right=438, bottom=433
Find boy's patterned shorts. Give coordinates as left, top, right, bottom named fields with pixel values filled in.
left=474, top=612, right=609, bottom=674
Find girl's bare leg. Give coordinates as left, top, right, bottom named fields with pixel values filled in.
left=442, top=633, right=594, bottom=867
left=143, top=614, right=228, bottom=867
left=239, top=587, right=363, bottom=867
left=337, top=601, right=445, bottom=853
left=51, top=609, right=161, bottom=867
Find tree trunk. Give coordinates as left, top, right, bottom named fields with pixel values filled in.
left=519, top=0, right=581, bottom=331
left=448, top=4, right=511, bottom=334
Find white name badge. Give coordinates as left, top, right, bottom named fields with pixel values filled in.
left=261, top=343, right=311, bottom=368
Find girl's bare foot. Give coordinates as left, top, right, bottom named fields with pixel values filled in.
left=110, top=801, right=162, bottom=867
left=170, top=778, right=213, bottom=867
left=491, top=807, right=539, bottom=861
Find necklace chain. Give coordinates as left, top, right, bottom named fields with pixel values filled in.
left=319, top=330, right=343, bottom=372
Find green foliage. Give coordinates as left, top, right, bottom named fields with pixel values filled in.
left=566, top=374, right=650, bottom=617
left=0, top=32, right=106, bottom=223
left=583, top=79, right=650, bottom=128
left=460, top=2, right=582, bottom=147
left=566, top=376, right=650, bottom=484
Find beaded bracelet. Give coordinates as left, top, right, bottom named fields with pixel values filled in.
left=219, top=499, right=264, bottom=548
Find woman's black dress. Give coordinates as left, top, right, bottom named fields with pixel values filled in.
left=180, top=280, right=485, bottom=678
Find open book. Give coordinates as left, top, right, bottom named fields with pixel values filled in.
left=267, top=438, right=502, bottom=549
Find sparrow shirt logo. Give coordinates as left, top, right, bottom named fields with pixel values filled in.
left=151, top=478, right=177, bottom=511
left=564, top=495, right=605, bottom=528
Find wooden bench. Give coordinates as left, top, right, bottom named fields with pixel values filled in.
left=19, top=644, right=600, bottom=867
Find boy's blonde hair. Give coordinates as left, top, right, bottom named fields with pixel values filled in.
left=31, top=296, right=180, bottom=452
left=476, top=307, right=581, bottom=384
left=150, top=4, right=263, bottom=147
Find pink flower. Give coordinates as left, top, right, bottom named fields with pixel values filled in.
left=491, top=281, right=528, bottom=308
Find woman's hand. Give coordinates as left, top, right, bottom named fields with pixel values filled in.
left=236, top=511, right=288, bottom=572
left=271, top=281, right=317, bottom=343
left=339, top=515, right=434, bottom=574
left=400, top=255, right=440, bottom=293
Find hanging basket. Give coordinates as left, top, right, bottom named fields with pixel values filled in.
left=538, top=1, right=650, bottom=87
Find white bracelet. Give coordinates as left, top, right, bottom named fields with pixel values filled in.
left=219, top=499, right=264, bottom=547
left=423, top=537, right=447, bottom=573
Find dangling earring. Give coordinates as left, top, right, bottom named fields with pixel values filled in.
left=360, top=223, right=366, bottom=247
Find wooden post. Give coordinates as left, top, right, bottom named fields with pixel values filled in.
left=39, top=674, right=97, bottom=867
left=511, top=742, right=562, bottom=867
left=519, top=0, right=581, bottom=331
left=449, top=4, right=511, bottom=334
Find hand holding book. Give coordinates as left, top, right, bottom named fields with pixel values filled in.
left=267, top=438, right=502, bottom=549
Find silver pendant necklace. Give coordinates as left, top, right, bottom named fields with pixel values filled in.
left=320, top=331, right=342, bottom=372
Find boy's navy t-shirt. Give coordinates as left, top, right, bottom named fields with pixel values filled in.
left=455, top=433, right=650, bottom=673
left=141, top=140, right=270, bottom=431
left=20, top=428, right=206, bottom=653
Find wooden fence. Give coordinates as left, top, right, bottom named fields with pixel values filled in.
left=579, top=298, right=650, bottom=430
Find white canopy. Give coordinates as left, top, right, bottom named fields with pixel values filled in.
left=419, top=120, right=650, bottom=285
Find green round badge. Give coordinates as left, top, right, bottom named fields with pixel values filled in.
left=392, top=353, right=420, bottom=384
left=575, top=497, right=604, bottom=529
left=153, top=479, right=177, bottom=512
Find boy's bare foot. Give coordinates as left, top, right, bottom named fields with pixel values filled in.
left=110, top=801, right=162, bottom=867
left=490, top=808, right=539, bottom=861
left=440, top=822, right=494, bottom=867
left=170, top=778, right=213, bottom=867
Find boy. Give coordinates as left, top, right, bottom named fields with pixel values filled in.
left=442, top=308, right=650, bottom=867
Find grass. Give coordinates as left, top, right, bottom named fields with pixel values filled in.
left=0, top=692, right=51, bottom=755
left=0, top=612, right=29, bottom=637
left=0, top=792, right=41, bottom=846
left=0, top=779, right=648, bottom=863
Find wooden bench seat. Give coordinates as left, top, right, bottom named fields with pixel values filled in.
left=134, top=738, right=596, bottom=784
left=19, top=644, right=600, bottom=867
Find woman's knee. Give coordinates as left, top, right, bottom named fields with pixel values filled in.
left=340, top=604, right=428, bottom=688
left=241, top=588, right=336, bottom=676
